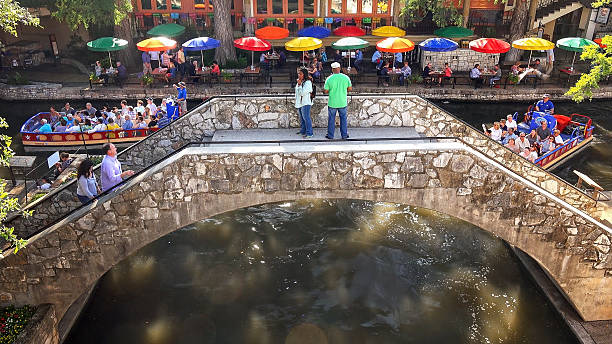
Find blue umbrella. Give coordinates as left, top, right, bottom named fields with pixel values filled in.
left=182, top=37, right=221, bottom=65
left=419, top=38, right=458, bottom=52
left=298, top=26, right=331, bottom=39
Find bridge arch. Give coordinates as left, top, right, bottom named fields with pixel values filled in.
left=1, top=140, right=611, bottom=325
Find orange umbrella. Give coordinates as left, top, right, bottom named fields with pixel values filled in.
left=255, top=26, right=289, bottom=40
left=594, top=38, right=607, bottom=48
left=376, top=37, right=415, bottom=53
left=136, top=37, right=177, bottom=52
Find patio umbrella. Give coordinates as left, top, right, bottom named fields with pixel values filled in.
left=594, top=38, right=607, bottom=48
left=86, top=37, right=128, bottom=67
left=511, top=37, right=554, bottom=67
left=419, top=38, right=458, bottom=52
left=372, top=26, right=406, bottom=37
left=137, top=37, right=177, bottom=52
left=147, top=23, right=186, bottom=37
left=255, top=26, right=289, bottom=53
left=298, top=26, right=331, bottom=39
left=333, top=26, right=366, bottom=37
left=434, top=26, right=474, bottom=38
left=234, top=37, right=272, bottom=69
left=556, top=37, right=598, bottom=70
left=285, top=37, right=323, bottom=66
left=182, top=37, right=220, bottom=66
left=376, top=37, right=415, bottom=53
left=332, top=37, right=369, bottom=68
left=468, top=38, right=510, bottom=54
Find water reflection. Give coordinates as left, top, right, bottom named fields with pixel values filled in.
left=66, top=200, right=575, bottom=344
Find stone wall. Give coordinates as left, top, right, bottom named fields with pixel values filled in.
left=421, top=48, right=500, bottom=72
left=7, top=95, right=606, bottom=241
left=0, top=144, right=611, bottom=321
left=14, top=304, right=59, bottom=344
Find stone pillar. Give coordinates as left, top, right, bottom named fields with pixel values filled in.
left=585, top=9, right=598, bottom=39
left=463, top=0, right=471, bottom=27
left=544, top=20, right=555, bottom=40
left=528, top=0, right=539, bottom=30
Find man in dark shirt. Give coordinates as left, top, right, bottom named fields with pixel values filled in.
left=422, top=63, right=432, bottom=85
left=536, top=120, right=551, bottom=141
left=116, top=61, right=127, bottom=87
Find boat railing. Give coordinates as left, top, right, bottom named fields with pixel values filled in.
left=22, top=127, right=159, bottom=144
left=534, top=136, right=580, bottom=167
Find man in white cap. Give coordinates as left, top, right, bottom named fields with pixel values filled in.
left=535, top=94, right=554, bottom=114
left=174, top=82, right=187, bottom=114
left=324, top=61, right=352, bottom=139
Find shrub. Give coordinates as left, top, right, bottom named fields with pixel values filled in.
left=507, top=73, right=519, bottom=84
left=0, top=305, right=36, bottom=344
left=7, top=72, right=29, bottom=85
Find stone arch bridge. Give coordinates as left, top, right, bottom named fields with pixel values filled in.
left=1, top=95, right=611, bottom=331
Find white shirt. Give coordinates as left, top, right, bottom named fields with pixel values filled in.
left=554, top=134, right=564, bottom=145
left=547, top=49, right=555, bottom=63
left=66, top=125, right=82, bottom=132
left=516, top=137, right=530, bottom=151
left=134, top=105, right=146, bottom=115
left=506, top=119, right=517, bottom=130
left=147, top=103, right=158, bottom=114
left=150, top=51, right=159, bottom=61
left=294, top=80, right=313, bottom=108
left=489, top=127, right=502, bottom=141
left=88, top=123, right=107, bottom=133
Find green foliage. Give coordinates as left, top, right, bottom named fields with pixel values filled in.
left=141, top=73, right=153, bottom=86
left=0, top=0, right=40, bottom=36
left=0, top=118, right=31, bottom=255
left=399, top=0, right=463, bottom=27
left=89, top=72, right=100, bottom=82
left=27, top=192, right=47, bottom=205
left=0, top=305, right=36, bottom=344
left=89, top=155, right=103, bottom=166
left=6, top=72, right=29, bottom=85
left=221, top=70, right=233, bottom=81
left=222, top=57, right=248, bottom=69
left=507, top=72, right=519, bottom=84
left=52, top=0, right=132, bottom=30
left=566, top=36, right=612, bottom=102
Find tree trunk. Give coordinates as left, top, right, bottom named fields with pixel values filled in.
left=213, top=0, right=237, bottom=64
left=114, top=16, right=137, bottom=69
left=504, top=0, right=530, bottom=62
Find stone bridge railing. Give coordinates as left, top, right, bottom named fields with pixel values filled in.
left=1, top=139, right=611, bottom=323
left=6, top=94, right=605, bottom=241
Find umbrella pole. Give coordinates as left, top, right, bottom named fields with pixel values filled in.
left=201, top=50, right=204, bottom=68
left=571, top=51, right=577, bottom=71
left=348, top=50, right=351, bottom=69
left=251, top=51, right=254, bottom=69
left=527, top=50, right=533, bottom=68
left=108, top=51, right=112, bottom=67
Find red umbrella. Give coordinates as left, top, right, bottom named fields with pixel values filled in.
left=333, top=26, right=366, bottom=37
left=234, top=37, right=272, bottom=69
left=468, top=38, right=511, bottom=54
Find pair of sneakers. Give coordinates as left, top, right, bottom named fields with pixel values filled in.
left=325, top=135, right=349, bottom=140
left=297, top=131, right=313, bottom=138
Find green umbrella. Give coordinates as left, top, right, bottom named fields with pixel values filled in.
left=86, top=37, right=129, bottom=66
left=332, top=37, right=369, bottom=69
left=556, top=37, right=598, bottom=70
left=434, top=26, right=474, bottom=38
left=147, top=23, right=186, bottom=37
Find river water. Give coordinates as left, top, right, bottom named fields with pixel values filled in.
left=2, top=98, right=608, bottom=343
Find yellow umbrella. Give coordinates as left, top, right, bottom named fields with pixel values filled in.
left=511, top=37, right=555, bottom=67
left=372, top=26, right=406, bottom=37
left=285, top=37, right=323, bottom=51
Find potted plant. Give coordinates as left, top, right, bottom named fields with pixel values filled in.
left=141, top=73, right=153, bottom=87
left=507, top=73, right=519, bottom=85
left=89, top=73, right=100, bottom=83
left=221, top=70, right=233, bottom=82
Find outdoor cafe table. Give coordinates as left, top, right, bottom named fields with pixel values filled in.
left=264, top=53, right=280, bottom=68
left=151, top=67, right=169, bottom=84
left=559, top=68, right=582, bottom=87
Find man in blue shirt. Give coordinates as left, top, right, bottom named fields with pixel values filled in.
left=142, top=51, right=152, bottom=74
left=394, top=52, right=403, bottom=68
left=535, top=94, right=554, bottom=114
left=174, top=82, right=187, bottom=115
left=354, top=49, right=363, bottom=72
left=371, top=50, right=381, bottom=69
left=470, top=63, right=483, bottom=88
left=36, top=119, right=52, bottom=133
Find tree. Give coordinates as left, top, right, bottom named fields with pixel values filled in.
left=566, top=0, right=611, bottom=102
left=504, top=0, right=529, bottom=62
left=213, top=0, right=237, bottom=64
left=399, top=0, right=463, bottom=28
left=0, top=0, right=40, bottom=36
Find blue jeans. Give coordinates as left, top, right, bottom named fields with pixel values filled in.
left=298, top=105, right=313, bottom=136
left=77, top=194, right=92, bottom=204
left=489, top=76, right=501, bottom=86
left=327, top=106, right=348, bottom=139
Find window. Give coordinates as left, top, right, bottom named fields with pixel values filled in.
left=347, top=0, right=357, bottom=13
left=331, top=0, right=341, bottom=14
left=288, top=0, right=298, bottom=14
left=377, top=0, right=388, bottom=13
left=156, top=0, right=167, bottom=10
left=257, top=0, right=267, bottom=13
left=171, top=0, right=181, bottom=9
left=303, top=0, right=314, bottom=13
left=362, top=0, right=372, bottom=13
left=141, top=0, right=152, bottom=10
left=272, top=0, right=283, bottom=14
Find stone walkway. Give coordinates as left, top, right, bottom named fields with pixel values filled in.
left=211, top=127, right=424, bottom=143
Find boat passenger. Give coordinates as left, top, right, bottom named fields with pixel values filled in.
left=502, top=127, right=518, bottom=145
left=88, top=118, right=107, bottom=133
left=135, top=116, right=148, bottom=129
left=85, top=102, right=97, bottom=116
left=541, top=136, right=556, bottom=155
left=120, top=100, right=129, bottom=117
left=106, top=118, right=120, bottom=130
left=66, top=113, right=75, bottom=127
left=526, top=146, right=539, bottom=162
left=553, top=129, right=564, bottom=146
left=49, top=107, right=61, bottom=124
left=81, top=119, right=93, bottom=131
left=505, top=138, right=520, bottom=153
left=54, top=119, right=68, bottom=133
left=536, top=121, right=551, bottom=141
left=157, top=112, right=169, bottom=128
left=488, top=122, right=503, bottom=142
left=535, top=94, right=554, bottom=114
left=505, top=114, right=517, bottom=131
left=519, top=147, right=531, bottom=160
left=516, top=132, right=531, bottom=151
left=134, top=100, right=146, bottom=115
left=63, top=103, right=76, bottom=116
left=146, top=98, right=158, bottom=115
left=499, top=118, right=507, bottom=131
left=147, top=115, right=158, bottom=128
left=122, top=115, right=133, bottom=130
left=66, top=119, right=83, bottom=132
left=527, top=129, right=538, bottom=146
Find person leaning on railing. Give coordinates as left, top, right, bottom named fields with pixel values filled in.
left=76, top=159, right=100, bottom=205
left=100, top=143, right=134, bottom=193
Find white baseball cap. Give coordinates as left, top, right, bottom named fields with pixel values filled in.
left=331, top=62, right=341, bottom=69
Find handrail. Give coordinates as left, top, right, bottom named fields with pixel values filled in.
left=14, top=136, right=455, bottom=242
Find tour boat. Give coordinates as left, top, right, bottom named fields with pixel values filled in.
left=20, top=112, right=158, bottom=151
left=512, top=109, right=594, bottom=170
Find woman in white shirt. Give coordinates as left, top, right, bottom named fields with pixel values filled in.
left=489, top=122, right=503, bottom=142
left=295, top=68, right=314, bottom=138
left=76, top=159, right=100, bottom=204
left=505, top=115, right=518, bottom=131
